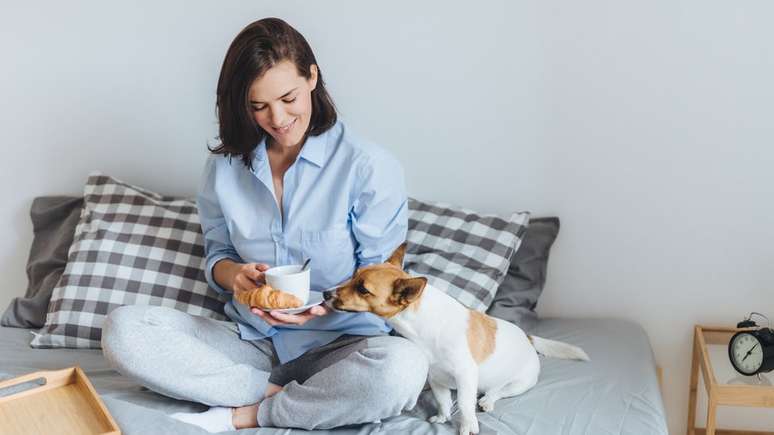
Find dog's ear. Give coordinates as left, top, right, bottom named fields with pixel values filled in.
left=393, top=277, right=427, bottom=306
left=386, top=242, right=407, bottom=269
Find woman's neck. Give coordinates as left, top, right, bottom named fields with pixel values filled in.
left=266, top=135, right=306, bottom=162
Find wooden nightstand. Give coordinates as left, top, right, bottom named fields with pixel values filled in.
left=687, top=325, right=774, bottom=435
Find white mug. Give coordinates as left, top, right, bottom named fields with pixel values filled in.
left=264, top=265, right=311, bottom=305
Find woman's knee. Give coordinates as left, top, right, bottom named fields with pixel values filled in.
left=102, top=305, right=146, bottom=345
left=101, top=305, right=178, bottom=371
left=103, top=305, right=162, bottom=342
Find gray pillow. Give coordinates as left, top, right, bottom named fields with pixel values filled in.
left=486, top=217, right=560, bottom=331
left=1, top=196, right=83, bottom=328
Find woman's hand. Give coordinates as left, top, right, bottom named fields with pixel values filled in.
left=232, top=263, right=271, bottom=293
left=251, top=304, right=330, bottom=326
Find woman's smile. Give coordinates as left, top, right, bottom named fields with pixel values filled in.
left=272, top=117, right=297, bottom=136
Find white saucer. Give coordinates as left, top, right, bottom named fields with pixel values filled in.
left=259, top=291, right=324, bottom=315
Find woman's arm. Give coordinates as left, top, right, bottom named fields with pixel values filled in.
left=197, top=156, right=249, bottom=295
left=350, top=146, right=409, bottom=267
left=212, top=258, right=241, bottom=293
left=213, top=259, right=270, bottom=294
left=197, top=157, right=275, bottom=296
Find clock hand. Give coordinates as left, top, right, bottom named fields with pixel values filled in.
left=742, top=343, right=760, bottom=362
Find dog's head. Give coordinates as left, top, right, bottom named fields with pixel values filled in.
left=323, top=242, right=427, bottom=318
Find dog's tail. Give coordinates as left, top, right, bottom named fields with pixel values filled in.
left=529, top=335, right=590, bottom=361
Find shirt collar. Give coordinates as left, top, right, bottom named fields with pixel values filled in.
left=297, top=131, right=327, bottom=168
left=252, top=130, right=328, bottom=169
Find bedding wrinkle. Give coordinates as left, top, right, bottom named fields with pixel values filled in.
left=623, top=392, right=667, bottom=435
left=615, top=396, right=634, bottom=435
left=491, top=412, right=535, bottom=435
left=575, top=380, right=599, bottom=434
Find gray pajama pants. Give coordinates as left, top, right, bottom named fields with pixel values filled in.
left=101, top=305, right=429, bottom=430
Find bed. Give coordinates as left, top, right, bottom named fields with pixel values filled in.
left=1, top=317, right=667, bottom=434
left=0, top=193, right=668, bottom=434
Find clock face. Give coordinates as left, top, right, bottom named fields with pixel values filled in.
left=730, top=333, right=764, bottom=375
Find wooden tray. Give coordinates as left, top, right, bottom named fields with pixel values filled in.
left=0, top=366, right=120, bottom=435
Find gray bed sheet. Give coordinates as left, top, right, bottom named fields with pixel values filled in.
left=0, top=318, right=668, bottom=434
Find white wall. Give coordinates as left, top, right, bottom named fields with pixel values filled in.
left=2, top=1, right=773, bottom=433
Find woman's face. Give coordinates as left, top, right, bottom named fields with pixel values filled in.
left=249, top=60, right=318, bottom=150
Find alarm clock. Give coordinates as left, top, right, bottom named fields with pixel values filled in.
left=728, top=313, right=774, bottom=376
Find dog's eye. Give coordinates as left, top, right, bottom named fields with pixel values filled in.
left=356, top=284, right=371, bottom=296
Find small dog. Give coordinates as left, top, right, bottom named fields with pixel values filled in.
left=323, top=243, right=589, bottom=435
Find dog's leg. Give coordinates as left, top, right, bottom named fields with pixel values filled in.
left=427, top=378, right=453, bottom=424
left=455, top=369, right=479, bottom=435
left=478, top=377, right=535, bottom=412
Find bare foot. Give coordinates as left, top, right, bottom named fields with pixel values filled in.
left=264, top=382, right=283, bottom=398
left=230, top=383, right=283, bottom=428
left=231, top=404, right=259, bottom=429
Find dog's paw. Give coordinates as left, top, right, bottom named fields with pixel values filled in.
left=478, top=395, right=496, bottom=412
left=459, top=418, right=480, bottom=434
left=429, top=414, right=448, bottom=424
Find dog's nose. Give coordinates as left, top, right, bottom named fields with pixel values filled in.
left=323, top=290, right=334, bottom=301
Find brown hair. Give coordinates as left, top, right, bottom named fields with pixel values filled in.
left=210, top=18, right=337, bottom=171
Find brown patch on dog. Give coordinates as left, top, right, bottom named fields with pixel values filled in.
left=467, top=311, right=497, bottom=364
left=386, top=242, right=407, bottom=269
left=328, top=260, right=426, bottom=319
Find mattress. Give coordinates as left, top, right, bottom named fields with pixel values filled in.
left=0, top=318, right=668, bottom=434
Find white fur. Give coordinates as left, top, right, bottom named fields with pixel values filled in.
left=530, top=335, right=590, bottom=361
left=388, top=284, right=589, bottom=435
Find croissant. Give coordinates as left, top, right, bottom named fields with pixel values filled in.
left=234, top=284, right=303, bottom=309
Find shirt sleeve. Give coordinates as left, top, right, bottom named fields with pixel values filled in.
left=349, top=147, right=409, bottom=268
left=196, top=155, right=244, bottom=295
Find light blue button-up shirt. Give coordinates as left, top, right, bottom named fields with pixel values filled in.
left=196, top=119, right=406, bottom=363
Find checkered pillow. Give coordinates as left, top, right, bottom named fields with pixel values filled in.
left=30, top=172, right=228, bottom=349
left=405, top=198, right=530, bottom=311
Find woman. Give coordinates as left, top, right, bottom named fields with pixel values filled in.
left=101, top=17, right=429, bottom=431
